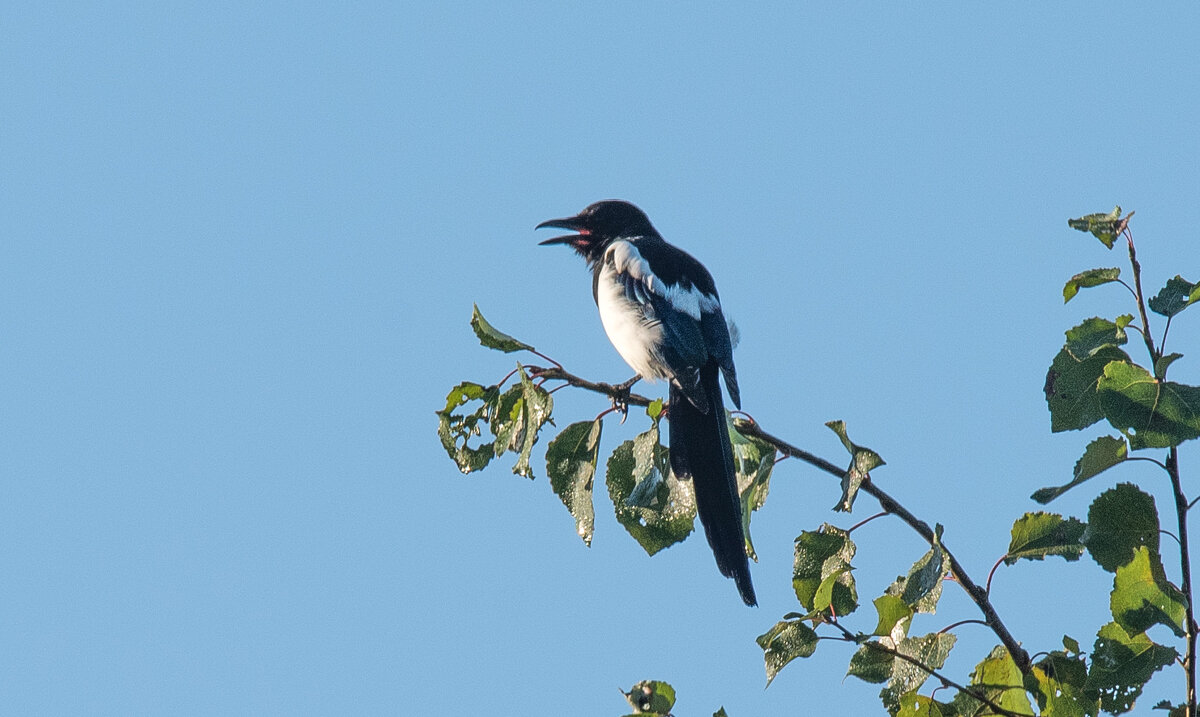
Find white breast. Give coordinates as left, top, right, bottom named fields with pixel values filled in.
left=596, top=241, right=669, bottom=381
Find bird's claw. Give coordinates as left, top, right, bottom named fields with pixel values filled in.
left=609, top=375, right=641, bottom=424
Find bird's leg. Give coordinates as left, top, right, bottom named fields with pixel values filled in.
left=610, top=375, right=641, bottom=423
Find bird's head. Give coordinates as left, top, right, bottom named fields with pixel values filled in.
left=536, top=200, right=656, bottom=263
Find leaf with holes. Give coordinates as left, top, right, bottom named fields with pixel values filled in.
left=958, top=646, right=1032, bottom=717
left=793, top=525, right=858, bottom=617
left=1084, top=621, right=1177, bottom=714
left=622, top=680, right=675, bottom=715
left=1068, top=206, right=1123, bottom=248
left=606, top=424, right=695, bottom=555
left=546, top=419, right=602, bottom=546
left=885, top=539, right=948, bottom=614
left=757, top=619, right=819, bottom=686
left=436, top=381, right=501, bottom=473
left=1147, top=275, right=1198, bottom=318
left=491, top=367, right=554, bottom=478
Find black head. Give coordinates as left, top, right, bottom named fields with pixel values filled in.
left=536, top=200, right=657, bottom=262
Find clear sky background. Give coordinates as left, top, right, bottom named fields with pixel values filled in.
left=3, top=3, right=1198, bottom=715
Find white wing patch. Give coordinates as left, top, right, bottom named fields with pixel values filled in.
left=604, top=240, right=719, bottom=321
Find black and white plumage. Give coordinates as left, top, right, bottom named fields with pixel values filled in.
left=537, top=200, right=755, bottom=606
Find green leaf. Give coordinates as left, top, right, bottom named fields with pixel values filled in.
left=1063, top=635, right=1081, bottom=655
left=792, top=525, right=858, bottom=617
left=470, top=304, right=534, bottom=353
left=436, top=381, right=501, bottom=473
left=1044, top=346, right=1131, bottom=432
left=646, top=398, right=665, bottom=421
left=1031, top=650, right=1094, bottom=717
left=713, top=709, right=728, bottom=717
left=622, top=680, right=676, bottom=715
left=546, top=419, right=602, bottom=546
left=1068, top=206, right=1123, bottom=249
left=847, top=642, right=894, bottom=685
left=826, top=420, right=885, bottom=512
left=1147, top=275, right=1198, bottom=318
left=1097, top=360, right=1200, bottom=449
left=1084, top=483, right=1159, bottom=572
left=491, top=367, right=554, bottom=478
left=1084, top=621, right=1177, bottom=714
left=885, top=541, right=948, bottom=614
left=871, top=595, right=914, bottom=642
left=606, top=424, right=696, bottom=555
left=757, top=619, right=819, bottom=686
left=1033, top=435, right=1128, bottom=504
left=1153, top=701, right=1187, bottom=717
left=897, top=692, right=946, bottom=717
left=871, top=633, right=957, bottom=714
left=1065, top=316, right=1130, bottom=360
left=1005, top=512, right=1085, bottom=564
left=963, top=646, right=1032, bottom=717
left=1111, top=546, right=1187, bottom=638
left=729, top=414, right=777, bottom=561
left=1064, top=267, right=1121, bottom=303
left=1155, top=353, right=1183, bottom=380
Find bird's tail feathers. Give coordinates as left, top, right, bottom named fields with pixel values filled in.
left=668, top=365, right=756, bottom=606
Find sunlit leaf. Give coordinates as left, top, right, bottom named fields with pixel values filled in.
left=826, top=420, right=885, bottom=513
left=1111, top=546, right=1187, bottom=638
left=470, top=304, right=534, bottom=353
left=1045, top=346, right=1131, bottom=433
left=606, top=424, right=695, bottom=555
left=1031, top=650, right=1093, bottom=717
left=871, top=595, right=913, bottom=642
left=1084, top=483, right=1159, bottom=572
left=622, top=680, right=675, bottom=715
left=1084, top=621, right=1176, bottom=714
left=1033, top=435, right=1128, bottom=504
left=962, top=646, right=1032, bottom=717
left=1064, top=267, right=1121, bottom=303
left=1068, top=206, right=1123, bottom=249
left=546, top=419, right=602, bottom=546
left=757, top=619, right=819, bottom=686
left=1097, top=360, right=1200, bottom=449
left=793, top=525, right=858, bottom=616
left=1147, top=275, right=1197, bottom=318
left=896, top=692, right=946, bottom=717
left=1005, top=512, right=1085, bottom=564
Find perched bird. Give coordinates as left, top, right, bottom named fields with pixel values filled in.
left=537, top=200, right=755, bottom=606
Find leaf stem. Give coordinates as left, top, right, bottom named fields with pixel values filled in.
left=1124, top=224, right=1160, bottom=365
left=985, top=554, right=1008, bottom=597
left=939, top=619, right=989, bottom=635
left=1167, top=446, right=1196, bottom=717
left=847, top=511, right=889, bottom=535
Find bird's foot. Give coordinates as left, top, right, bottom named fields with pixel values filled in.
left=609, top=375, right=641, bottom=424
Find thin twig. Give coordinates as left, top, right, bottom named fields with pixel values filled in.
left=1125, top=225, right=1160, bottom=364
left=985, top=555, right=1008, bottom=597
left=1167, top=446, right=1196, bottom=717
left=939, top=619, right=990, bottom=635
left=847, top=511, right=889, bottom=535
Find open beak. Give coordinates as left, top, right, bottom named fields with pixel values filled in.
left=536, top=215, right=590, bottom=246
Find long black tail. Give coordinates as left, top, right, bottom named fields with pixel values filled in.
left=668, top=363, right=756, bottom=606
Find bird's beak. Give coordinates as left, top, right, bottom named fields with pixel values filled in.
left=536, top=215, right=591, bottom=246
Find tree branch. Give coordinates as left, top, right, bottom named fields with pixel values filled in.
left=529, top=361, right=1031, bottom=676
left=1167, top=446, right=1197, bottom=717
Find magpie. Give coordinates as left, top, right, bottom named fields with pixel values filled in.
left=537, top=200, right=756, bottom=606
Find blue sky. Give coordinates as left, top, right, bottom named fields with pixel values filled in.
left=3, top=3, right=1198, bottom=715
